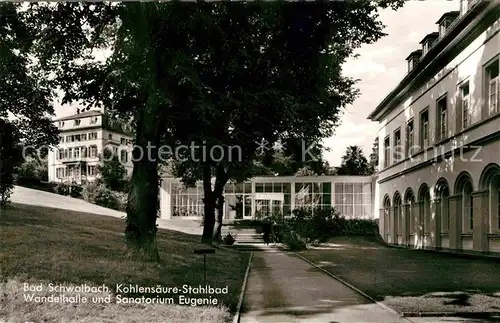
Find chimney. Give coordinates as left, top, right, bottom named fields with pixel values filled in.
left=406, top=50, right=422, bottom=73
left=419, top=32, right=439, bottom=57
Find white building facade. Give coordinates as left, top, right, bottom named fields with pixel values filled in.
left=159, top=175, right=375, bottom=221
left=368, top=0, right=500, bottom=254
left=48, top=107, right=134, bottom=184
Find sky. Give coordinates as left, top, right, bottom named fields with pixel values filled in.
left=54, top=1, right=461, bottom=166
left=323, top=0, right=460, bottom=166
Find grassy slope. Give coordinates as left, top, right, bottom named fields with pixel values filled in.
left=0, top=203, right=249, bottom=323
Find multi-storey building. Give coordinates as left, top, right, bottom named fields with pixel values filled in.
left=48, top=107, right=134, bottom=184
left=368, top=0, right=500, bottom=254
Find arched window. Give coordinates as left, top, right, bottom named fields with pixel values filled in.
left=394, top=193, right=402, bottom=237
left=436, top=179, right=450, bottom=233
left=419, top=184, right=431, bottom=235
left=463, top=182, right=473, bottom=232
left=383, top=195, right=391, bottom=240
left=405, top=190, right=416, bottom=235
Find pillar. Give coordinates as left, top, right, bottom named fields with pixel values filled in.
left=251, top=182, right=256, bottom=219
left=390, top=207, right=396, bottom=244
left=402, top=204, right=408, bottom=246
left=472, top=190, right=488, bottom=252
left=412, top=203, right=420, bottom=247
left=378, top=208, right=385, bottom=240
left=448, top=195, right=461, bottom=251
left=430, top=199, right=441, bottom=249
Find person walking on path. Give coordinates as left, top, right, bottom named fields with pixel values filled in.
left=262, top=221, right=272, bottom=245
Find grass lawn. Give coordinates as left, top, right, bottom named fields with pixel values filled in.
left=0, top=203, right=250, bottom=323
left=299, top=236, right=500, bottom=314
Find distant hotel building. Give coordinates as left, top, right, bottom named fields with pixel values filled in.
left=47, top=107, right=134, bottom=184
left=368, top=0, right=500, bottom=253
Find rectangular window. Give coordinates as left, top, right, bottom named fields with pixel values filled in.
left=460, top=82, right=470, bottom=129
left=81, top=133, right=87, bottom=141
left=74, top=147, right=80, bottom=158
left=437, top=96, right=447, bottom=141
left=108, top=134, right=113, bottom=140
left=81, top=146, right=87, bottom=158
left=90, top=117, right=98, bottom=124
left=120, top=150, right=128, bottom=163
left=406, top=119, right=414, bottom=157
left=59, top=136, right=64, bottom=143
left=393, top=128, right=401, bottom=162
left=486, top=59, right=499, bottom=116
left=87, top=165, right=96, bottom=176
left=89, top=132, right=98, bottom=140
left=56, top=167, right=65, bottom=178
left=58, top=149, right=64, bottom=160
left=74, top=119, right=81, bottom=126
left=420, top=109, right=429, bottom=149
left=121, top=138, right=127, bottom=145
left=384, top=136, right=390, bottom=168
left=75, top=134, right=81, bottom=142
left=90, top=146, right=98, bottom=158
left=68, top=148, right=73, bottom=159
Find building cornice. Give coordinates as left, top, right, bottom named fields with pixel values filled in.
left=368, top=0, right=497, bottom=121
left=376, top=127, right=500, bottom=184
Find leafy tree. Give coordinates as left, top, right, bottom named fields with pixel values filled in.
left=97, top=148, right=128, bottom=192
left=336, top=145, right=371, bottom=176
left=0, top=3, right=59, bottom=205
left=14, top=155, right=48, bottom=185
left=0, top=120, right=23, bottom=205
left=19, top=1, right=405, bottom=255
left=369, top=137, right=379, bottom=174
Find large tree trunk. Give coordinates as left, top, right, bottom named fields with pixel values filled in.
left=212, top=164, right=229, bottom=243
left=212, top=194, right=224, bottom=243
left=202, top=163, right=215, bottom=244
left=124, top=104, right=160, bottom=261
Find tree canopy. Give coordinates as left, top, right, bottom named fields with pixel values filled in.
left=336, top=145, right=372, bottom=176
left=9, top=1, right=406, bottom=257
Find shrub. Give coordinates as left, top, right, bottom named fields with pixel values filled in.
left=281, top=227, right=307, bottom=251
left=54, top=183, right=70, bottom=196
left=69, top=185, right=83, bottom=198
left=82, top=181, right=123, bottom=211
left=343, top=219, right=379, bottom=236
left=222, top=233, right=236, bottom=245
left=14, top=157, right=48, bottom=187
left=287, top=207, right=344, bottom=244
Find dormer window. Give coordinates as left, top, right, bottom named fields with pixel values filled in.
left=436, top=11, right=459, bottom=38
left=406, top=50, right=422, bottom=73
left=460, top=0, right=478, bottom=15
left=419, top=32, right=439, bottom=56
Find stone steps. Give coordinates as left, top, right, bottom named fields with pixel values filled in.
left=221, top=226, right=264, bottom=244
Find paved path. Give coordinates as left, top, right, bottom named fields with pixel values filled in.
left=240, top=248, right=406, bottom=323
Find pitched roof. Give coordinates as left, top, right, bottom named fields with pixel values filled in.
left=55, top=110, right=102, bottom=122
left=419, top=32, right=440, bottom=44
left=436, top=11, right=460, bottom=24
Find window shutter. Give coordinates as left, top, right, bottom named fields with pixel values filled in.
left=489, top=77, right=499, bottom=115
left=456, top=92, right=463, bottom=132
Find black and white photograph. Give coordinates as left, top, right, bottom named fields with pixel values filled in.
left=1, top=1, right=499, bottom=322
